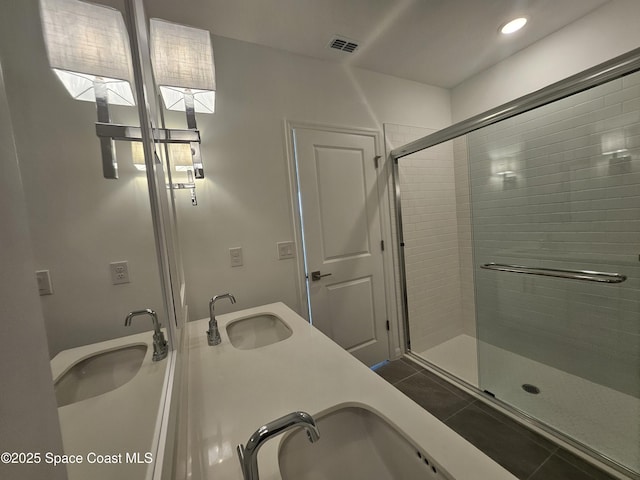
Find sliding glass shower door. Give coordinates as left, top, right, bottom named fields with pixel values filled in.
left=469, top=69, right=640, bottom=474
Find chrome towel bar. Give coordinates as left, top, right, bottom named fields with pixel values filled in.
left=480, top=263, right=626, bottom=283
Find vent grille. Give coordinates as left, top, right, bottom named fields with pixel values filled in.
left=328, top=36, right=359, bottom=53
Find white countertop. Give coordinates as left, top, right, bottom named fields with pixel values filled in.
left=51, top=331, right=169, bottom=480
left=185, top=302, right=517, bottom=480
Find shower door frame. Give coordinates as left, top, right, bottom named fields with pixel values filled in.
left=391, top=46, right=640, bottom=479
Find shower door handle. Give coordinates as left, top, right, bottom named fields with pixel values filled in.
left=310, top=271, right=332, bottom=281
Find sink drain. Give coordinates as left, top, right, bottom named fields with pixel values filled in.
left=522, top=384, right=541, bottom=394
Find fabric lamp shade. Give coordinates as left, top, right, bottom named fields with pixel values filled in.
left=601, top=131, right=627, bottom=155
left=131, top=142, right=147, bottom=171
left=131, top=143, right=193, bottom=172
left=40, top=0, right=135, bottom=106
left=170, top=144, right=195, bottom=171
left=150, top=19, right=216, bottom=113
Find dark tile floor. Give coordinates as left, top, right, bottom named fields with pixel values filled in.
left=375, top=358, right=617, bottom=480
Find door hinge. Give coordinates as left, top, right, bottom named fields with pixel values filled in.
left=374, top=155, right=381, bottom=169
left=386, top=320, right=390, bottom=331
left=380, top=240, right=385, bottom=251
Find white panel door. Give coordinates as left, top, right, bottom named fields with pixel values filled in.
left=294, top=127, right=389, bottom=366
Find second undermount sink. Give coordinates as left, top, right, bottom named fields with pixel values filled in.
left=54, top=344, right=147, bottom=407
left=226, top=314, right=292, bottom=350
left=278, top=406, right=451, bottom=480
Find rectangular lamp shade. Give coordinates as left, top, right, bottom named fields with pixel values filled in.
left=40, top=0, right=135, bottom=106
left=150, top=19, right=216, bottom=113
left=132, top=143, right=193, bottom=172
left=601, top=131, right=627, bottom=155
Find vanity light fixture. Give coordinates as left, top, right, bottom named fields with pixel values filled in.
left=496, top=170, right=516, bottom=181
left=150, top=19, right=217, bottom=179
left=601, top=131, right=629, bottom=157
left=40, top=0, right=135, bottom=179
left=40, top=0, right=211, bottom=195
left=601, top=131, right=631, bottom=174
left=132, top=143, right=193, bottom=171
left=494, top=159, right=517, bottom=182
left=131, top=142, right=148, bottom=171
left=500, top=17, right=527, bottom=35
left=132, top=143, right=199, bottom=205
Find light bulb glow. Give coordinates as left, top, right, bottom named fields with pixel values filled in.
left=500, top=17, right=527, bottom=35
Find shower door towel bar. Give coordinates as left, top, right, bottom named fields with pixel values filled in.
left=480, top=263, right=626, bottom=283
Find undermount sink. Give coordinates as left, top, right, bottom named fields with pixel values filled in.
left=278, top=406, right=451, bottom=480
left=54, top=344, right=147, bottom=407
left=226, top=314, right=292, bottom=350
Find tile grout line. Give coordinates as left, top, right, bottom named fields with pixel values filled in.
left=391, top=370, right=424, bottom=386
left=415, top=368, right=477, bottom=402
left=550, top=452, right=613, bottom=480
left=442, top=398, right=477, bottom=422
left=473, top=402, right=561, bottom=454
left=525, top=452, right=554, bottom=480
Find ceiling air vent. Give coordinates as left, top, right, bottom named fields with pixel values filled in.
left=328, top=35, right=359, bottom=54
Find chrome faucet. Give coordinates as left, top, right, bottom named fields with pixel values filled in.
left=207, top=293, right=236, bottom=345
left=125, top=308, right=168, bottom=361
left=237, top=411, right=320, bottom=480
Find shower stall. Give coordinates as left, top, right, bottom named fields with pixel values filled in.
left=391, top=48, right=640, bottom=478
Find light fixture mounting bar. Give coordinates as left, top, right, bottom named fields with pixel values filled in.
left=95, top=122, right=203, bottom=180
left=95, top=123, right=200, bottom=144
left=95, top=79, right=118, bottom=179
left=183, top=91, right=204, bottom=179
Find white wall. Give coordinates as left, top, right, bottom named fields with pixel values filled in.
left=0, top=0, right=167, bottom=356
left=452, top=0, right=640, bottom=122
left=0, top=63, right=67, bottom=480
left=168, top=35, right=452, bottom=321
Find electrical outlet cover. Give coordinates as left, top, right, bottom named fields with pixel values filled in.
left=110, top=261, right=130, bottom=285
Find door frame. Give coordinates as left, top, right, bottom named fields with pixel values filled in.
left=283, top=119, right=402, bottom=360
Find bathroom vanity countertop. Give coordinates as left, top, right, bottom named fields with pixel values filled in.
left=51, top=331, right=169, bottom=480
left=186, top=302, right=517, bottom=480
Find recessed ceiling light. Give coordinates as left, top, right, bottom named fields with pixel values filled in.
left=500, top=17, right=527, bottom=35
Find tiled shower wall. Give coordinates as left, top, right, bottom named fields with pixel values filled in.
left=385, top=124, right=476, bottom=353
left=469, top=71, right=640, bottom=397
left=453, top=136, right=476, bottom=336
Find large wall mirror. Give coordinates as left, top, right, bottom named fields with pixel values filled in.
left=0, top=0, right=187, bottom=478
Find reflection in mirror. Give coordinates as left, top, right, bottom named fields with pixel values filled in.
left=0, top=0, right=174, bottom=478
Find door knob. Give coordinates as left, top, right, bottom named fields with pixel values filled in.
left=311, top=270, right=332, bottom=281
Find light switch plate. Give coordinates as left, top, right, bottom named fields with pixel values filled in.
left=229, top=247, right=243, bottom=267
left=36, top=270, right=53, bottom=295
left=277, top=241, right=295, bottom=260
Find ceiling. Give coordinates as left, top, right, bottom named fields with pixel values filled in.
left=144, top=0, right=611, bottom=88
